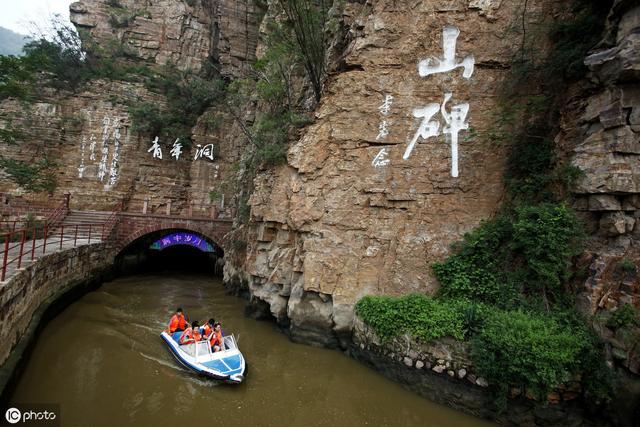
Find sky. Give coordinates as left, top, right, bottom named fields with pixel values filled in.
left=0, top=0, right=74, bottom=36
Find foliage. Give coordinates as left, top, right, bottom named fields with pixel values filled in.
left=434, top=215, right=516, bottom=307
left=511, top=203, right=584, bottom=303
left=222, top=13, right=316, bottom=175
left=355, top=294, right=468, bottom=342
left=129, top=66, right=225, bottom=144
left=0, top=18, right=147, bottom=100
left=275, top=0, right=332, bottom=102
left=20, top=22, right=88, bottom=91
left=208, top=190, right=222, bottom=201
left=617, top=258, right=636, bottom=274
left=0, top=120, right=26, bottom=144
left=542, top=0, right=612, bottom=83
left=434, top=204, right=583, bottom=309
left=0, top=54, right=37, bottom=100
left=0, top=156, right=57, bottom=194
left=237, top=194, right=251, bottom=223
left=607, top=304, right=639, bottom=330
left=471, top=309, right=589, bottom=408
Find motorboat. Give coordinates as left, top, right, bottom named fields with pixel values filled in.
left=160, top=330, right=246, bottom=383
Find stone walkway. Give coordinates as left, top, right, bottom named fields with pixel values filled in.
left=1, top=237, right=101, bottom=283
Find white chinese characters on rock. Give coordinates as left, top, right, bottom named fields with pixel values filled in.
left=408, top=25, right=473, bottom=177
left=372, top=148, right=390, bottom=168
left=376, top=94, right=393, bottom=142
left=77, top=114, right=128, bottom=187
left=78, top=136, right=87, bottom=178
left=418, top=25, right=474, bottom=79
left=170, top=139, right=182, bottom=160
left=371, top=26, right=474, bottom=178
left=404, top=93, right=469, bottom=178
left=97, top=116, right=111, bottom=181
left=148, top=136, right=162, bottom=159
left=147, top=138, right=217, bottom=162
left=194, top=144, right=216, bottom=161
left=109, top=123, right=122, bottom=186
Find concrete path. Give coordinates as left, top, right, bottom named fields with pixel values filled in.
left=1, top=237, right=102, bottom=283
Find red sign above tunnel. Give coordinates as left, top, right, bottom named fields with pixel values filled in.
left=150, top=232, right=215, bottom=252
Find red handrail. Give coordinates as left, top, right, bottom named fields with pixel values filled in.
left=0, top=222, right=109, bottom=282
left=102, top=199, right=124, bottom=242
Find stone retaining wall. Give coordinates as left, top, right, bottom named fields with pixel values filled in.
left=350, top=317, right=629, bottom=426
left=0, top=243, right=116, bottom=398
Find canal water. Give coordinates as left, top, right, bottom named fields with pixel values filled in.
left=11, top=273, right=493, bottom=427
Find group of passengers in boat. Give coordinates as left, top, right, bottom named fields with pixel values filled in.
left=166, top=307, right=225, bottom=352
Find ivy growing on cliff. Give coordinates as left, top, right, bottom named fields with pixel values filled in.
left=128, top=66, right=226, bottom=145
left=0, top=156, right=57, bottom=194
left=355, top=294, right=468, bottom=342
left=433, top=203, right=584, bottom=310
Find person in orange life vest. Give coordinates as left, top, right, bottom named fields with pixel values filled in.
left=167, top=307, right=187, bottom=333
left=179, top=320, right=202, bottom=345
left=202, top=318, right=215, bottom=340
left=209, top=322, right=224, bottom=352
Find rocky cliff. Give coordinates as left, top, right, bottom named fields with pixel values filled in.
left=230, top=0, right=568, bottom=346
left=0, top=0, right=267, bottom=215
left=558, top=0, right=640, bottom=376
left=0, top=0, right=639, bottom=413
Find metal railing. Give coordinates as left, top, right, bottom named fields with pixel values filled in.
left=0, top=222, right=108, bottom=282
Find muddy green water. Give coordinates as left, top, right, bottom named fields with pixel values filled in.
left=11, top=273, right=493, bottom=427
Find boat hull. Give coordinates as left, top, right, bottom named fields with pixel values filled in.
left=160, top=331, right=246, bottom=383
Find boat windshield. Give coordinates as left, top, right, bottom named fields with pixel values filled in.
left=223, top=335, right=237, bottom=351
left=195, top=341, right=211, bottom=359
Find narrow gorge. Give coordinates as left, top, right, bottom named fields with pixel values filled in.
left=0, top=0, right=639, bottom=425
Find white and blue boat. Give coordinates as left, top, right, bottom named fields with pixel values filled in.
left=160, top=331, right=246, bottom=383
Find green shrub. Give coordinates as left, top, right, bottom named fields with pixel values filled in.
left=434, top=215, right=517, bottom=307
left=129, top=67, right=225, bottom=143
left=607, top=304, right=638, bottom=329
left=0, top=156, right=57, bottom=194
left=434, top=203, right=582, bottom=309
left=617, top=258, right=636, bottom=274
left=511, top=203, right=584, bottom=301
left=355, top=294, right=467, bottom=342
left=471, top=309, right=589, bottom=407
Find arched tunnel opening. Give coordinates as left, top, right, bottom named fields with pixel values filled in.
left=115, top=229, right=225, bottom=277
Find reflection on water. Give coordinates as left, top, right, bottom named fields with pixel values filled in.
left=11, top=273, right=494, bottom=427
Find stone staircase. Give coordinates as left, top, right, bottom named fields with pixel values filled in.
left=49, top=210, right=113, bottom=240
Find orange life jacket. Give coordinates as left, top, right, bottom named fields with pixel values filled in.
left=193, top=328, right=202, bottom=342
left=179, top=327, right=194, bottom=345
left=202, top=324, right=212, bottom=339
left=168, top=314, right=186, bottom=333
left=209, top=330, right=223, bottom=348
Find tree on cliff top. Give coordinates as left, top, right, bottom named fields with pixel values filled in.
left=275, top=0, right=331, bottom=102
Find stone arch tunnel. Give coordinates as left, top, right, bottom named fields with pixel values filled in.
left=115, top=226, right=226, bottom=276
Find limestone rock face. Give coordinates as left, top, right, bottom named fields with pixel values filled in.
left=236, top=0, right=562, bottom=343
left=70, top=0, right=264, bottom=76
left=566, top=1, right=640, bottom=257
left=563, top=1, right=640, bottom=378
left=1, top=0, right=262, bottom=215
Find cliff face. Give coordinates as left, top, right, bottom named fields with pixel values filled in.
left=0, top=0, right=264, bottom=214
left=0, top=0, right=638, bottom=360
left=559, top=0, right=640, bottom=375
left=70, top=0, right=262, bottom=76
left=231, top=0, right=561, bottom=345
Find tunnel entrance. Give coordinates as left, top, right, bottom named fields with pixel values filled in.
left=115, top=228, right=224, bottom=276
